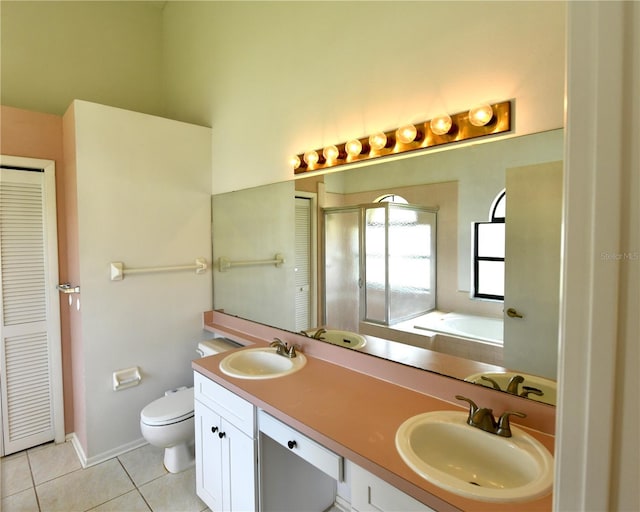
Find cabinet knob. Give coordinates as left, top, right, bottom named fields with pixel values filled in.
left=287, top=440, right=297, bottom=449
left=218, top=431, right=226, bottom=439
left=211, top=426, right=218, bottom=434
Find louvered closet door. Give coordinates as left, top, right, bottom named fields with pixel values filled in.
left=295, top=197, right=312, bottom=332
left=0, top=163, right=63, bottom=455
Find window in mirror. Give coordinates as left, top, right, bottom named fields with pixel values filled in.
left=375, top=194, right=409, bottom=204
left=472, top=190, right=506, bottom=301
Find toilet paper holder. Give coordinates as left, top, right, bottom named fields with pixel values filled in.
left=113, top=366, right=142, bottom=391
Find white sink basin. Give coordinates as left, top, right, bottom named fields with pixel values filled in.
left=464, top=372, right=557, bottom=406
left=219, top=347, right=307, bottom=379
left=316, top=329, right=366, bottom=349
left=395, top=410, right=553, bottom=503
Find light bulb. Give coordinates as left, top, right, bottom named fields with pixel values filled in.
left=303, top=150, right=319, bottom=166
left=396, top=124, right=418, bottom=144
left=323, top=145, right=340, bottom=162
left=469, top=104, right=494, bottom=126
left=345, top=139, right=363, bottom=156
left=290, top=155, right=302, bottom=169
left=369, top=132, right=388, bottom=150
left=430, top=115, right=452, bottom=135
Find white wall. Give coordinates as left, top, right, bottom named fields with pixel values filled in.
left=161, top=1, right=566, bottom=193
left=555, top=2, right=639, bottom=511
left=68, top=101, right=212, bottom=462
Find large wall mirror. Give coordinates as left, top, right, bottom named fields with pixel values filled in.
left=211, top=128, right=563, bottom=405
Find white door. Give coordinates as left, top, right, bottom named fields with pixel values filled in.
left=0, top=156, right=64, bottom=455
left=503, top=161, right=562, bottom=379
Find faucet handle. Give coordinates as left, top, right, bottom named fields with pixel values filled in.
left=455, top=395, right=479, bottom=423
left=521, top=386, right=544, bottom=398
left=496, top=411, right=527, bottom=437
left=480, top=375, right=502, bottom=390
left=506, top=375, right=525, bottom=394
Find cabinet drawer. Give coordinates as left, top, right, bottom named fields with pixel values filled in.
left=351, top=463, right=435, bottom=512
left=194, top=372, right=255, bottom=436
left=258, top=410, right=343, bottom=481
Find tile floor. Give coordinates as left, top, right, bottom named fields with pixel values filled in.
left=1, top=441, right=209, bottom=512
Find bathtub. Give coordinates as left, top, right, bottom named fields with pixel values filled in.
left=413, top=312, right=503, bottom=345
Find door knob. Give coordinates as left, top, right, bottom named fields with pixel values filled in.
left=506, top=308, right=524, bottom=318
left=57, top=283, right=80, bottom=294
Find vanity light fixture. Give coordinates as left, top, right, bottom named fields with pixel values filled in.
left=292, top=100, right=511, bottom=174
left=429, top=115, right=453, bottom=136
left=369, top=132, right=390, bottom=151
left=303, top=150, right=320, bottom=167
left=323, top=145, right=341, bottom=162
left=396, top=124, right=421, bottom=144
left=290, top=155, right=302, bottom=170
left=469, top=104, right=494, bottom=127
left=345, top=139, right=364, bottom=157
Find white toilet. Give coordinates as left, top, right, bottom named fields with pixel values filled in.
left=140, top=339, right=238, bottom=473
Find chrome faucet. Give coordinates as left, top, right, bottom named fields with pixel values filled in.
left=270, top=337, right=298, bottom=358
left=456, top=395, right=526, bottom=438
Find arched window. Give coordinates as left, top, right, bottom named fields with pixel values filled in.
left=472, top=190, right=505, bottom=301
left=374, top=194, right=409, bottom=204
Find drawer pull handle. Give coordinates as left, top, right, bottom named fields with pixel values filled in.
left=287, top=440, right=297, bottom=449
left=211, top=426, right=218, bottom=434
left=219, top=431, right=227, bottom=439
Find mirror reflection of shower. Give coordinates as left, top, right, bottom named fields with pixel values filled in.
left=323, top=197, right=437, bottom=332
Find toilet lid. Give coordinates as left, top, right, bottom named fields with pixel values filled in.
left=141, top=387, right=194, bottom=426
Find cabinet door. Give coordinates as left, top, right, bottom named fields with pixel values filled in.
left=195, top=399, right=224, bottom=511
left=351, top=464, right=435, bottom=512
left=222, top=419, right=257, bottom=512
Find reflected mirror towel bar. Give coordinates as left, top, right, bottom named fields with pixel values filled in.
left=217, top=253, right=285, bottom=272
left=110, top=258, right=208, bottom=281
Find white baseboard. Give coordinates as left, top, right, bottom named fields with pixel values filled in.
left=66, top=432, right=147, bottom=468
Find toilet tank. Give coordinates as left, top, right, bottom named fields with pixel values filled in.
left=197, top=338, right=242, bottom=357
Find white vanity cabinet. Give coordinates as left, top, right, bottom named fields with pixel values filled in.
left=194, top=372, right=257, bottom=512
left=194, top=371, right=437, bottom=512
left=351, top=463, right=436, bottom=512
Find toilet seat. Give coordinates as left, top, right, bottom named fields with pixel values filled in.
left=141, top=387, right=194, bottom=426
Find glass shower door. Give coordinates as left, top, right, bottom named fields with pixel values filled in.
left=323, top=207, right=361, bottom=332
left=363, top=203, right=436, bottom=325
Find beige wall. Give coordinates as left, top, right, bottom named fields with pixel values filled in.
left=0, top=1, right=566, bottom=194
left=160, top=1, right=566, bottom=193
left=0, top=1, right=164, bottom=117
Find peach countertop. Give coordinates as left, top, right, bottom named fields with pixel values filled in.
left=193, top=313, right=554, bottom=512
